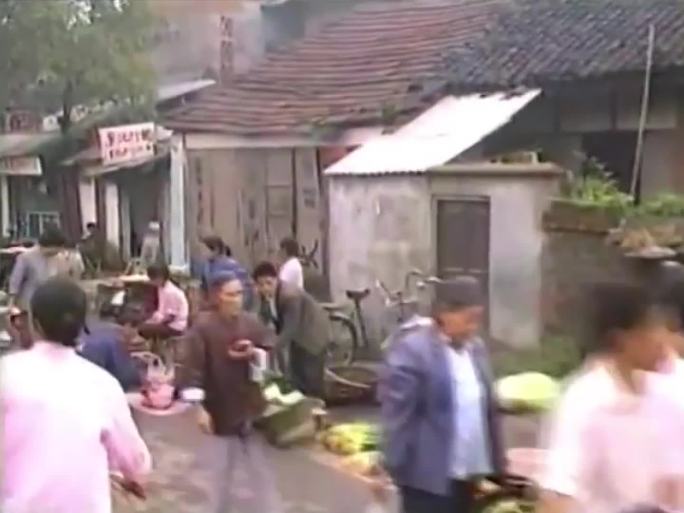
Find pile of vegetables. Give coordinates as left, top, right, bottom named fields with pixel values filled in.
left=478, top=498, right=534, bottom=513
left=496, top=372, right=561, bottom=413
left=320, top=422, right=380, bottom=456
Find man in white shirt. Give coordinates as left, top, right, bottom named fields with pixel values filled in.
left=539, top=282, right=684, bottom=513
left=278, top=237, right=304, bottom=289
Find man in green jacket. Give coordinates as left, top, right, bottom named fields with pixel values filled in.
left=253, top=261, right=329, bottom=397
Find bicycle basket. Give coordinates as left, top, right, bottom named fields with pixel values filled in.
left=323, top=364, right=379, bottom=405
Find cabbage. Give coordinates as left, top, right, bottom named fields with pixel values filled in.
left=496, top=372, right=560, bottom=412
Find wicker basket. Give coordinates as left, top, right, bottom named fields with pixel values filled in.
left=323, top=364, right=379, bottom=405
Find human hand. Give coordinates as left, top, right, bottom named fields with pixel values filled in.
left=227, top=339, right=255, bottom=360
left=197, top=407, right=214, bottom=435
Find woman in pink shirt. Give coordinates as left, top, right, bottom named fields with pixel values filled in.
left=1, top=278, right=151, bottom=513
left=139, top=263, right=189, bottom=340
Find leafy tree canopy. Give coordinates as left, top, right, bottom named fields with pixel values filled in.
left=0, top=0, right=156, bottom=131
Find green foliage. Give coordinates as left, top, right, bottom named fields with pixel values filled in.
left=0, top=0, right=156, bottom=130
left=491, top=336, right=582, bottom=379
left=636, top=194, right=684, bottom=218
left=564, top=157, right=633, bottom=213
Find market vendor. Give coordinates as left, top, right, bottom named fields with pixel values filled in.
left=138, top=263, right=189, bottom=340
left=539, top=282, right=684, bottom=513
left=379, top=277, right=504, bottom=513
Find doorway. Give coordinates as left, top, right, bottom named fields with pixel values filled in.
left=435, top=197, right=491, bottom=330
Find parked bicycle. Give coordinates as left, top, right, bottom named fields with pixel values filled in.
left=323, top=269, right=441, bottom=366
left=322, top=288, right=370, bottom=366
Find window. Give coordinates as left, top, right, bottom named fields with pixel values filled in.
left=25, top=212, right=60, bottom=239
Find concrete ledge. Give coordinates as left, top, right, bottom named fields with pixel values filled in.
left=428, top=162, right=563, bottom=177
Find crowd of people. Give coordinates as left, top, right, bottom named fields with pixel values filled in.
left=9, top=223, right=684, bottom=513
left=1, top=224, right=331, bottom=513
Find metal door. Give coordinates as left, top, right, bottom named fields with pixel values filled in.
left=436, top=197, right=491, bottom=327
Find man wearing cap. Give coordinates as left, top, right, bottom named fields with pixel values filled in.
left=379, top=277, right=504, bottom=513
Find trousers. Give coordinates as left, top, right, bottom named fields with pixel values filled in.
left=204, top=432, right=283, bottom=513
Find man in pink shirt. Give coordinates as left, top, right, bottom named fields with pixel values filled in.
left=1, top=278, right=151, bottom=513
left=139, top=263, right=189, bottom=340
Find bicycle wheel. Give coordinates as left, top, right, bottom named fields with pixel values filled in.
left=327, top=313, right=358, bottom=366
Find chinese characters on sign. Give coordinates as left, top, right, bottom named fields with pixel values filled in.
left=99, top=123, right=155, bottom=166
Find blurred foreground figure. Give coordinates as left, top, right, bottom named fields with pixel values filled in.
left=379, top=277, right=503, bottom=513
left=1, top=278, right=151, bottom=513
left=539, top=282, right=684, bottom=513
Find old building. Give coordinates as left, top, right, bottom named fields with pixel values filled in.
left=164, top=0, right=499, bottom=271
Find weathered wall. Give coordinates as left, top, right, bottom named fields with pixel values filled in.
left=328, top=168, right=560, bottom=348
left=641, top=127, right=684, bottom=198
left=185, top=147, right=323, bottom=269
left=429, top=169, right=560, bottom=347
left=328, top=175, right=433, bottom=342
left=539, top=218, right=681, bottom=342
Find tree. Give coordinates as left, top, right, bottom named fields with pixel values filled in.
left=0, top=0, right=156, bottom=132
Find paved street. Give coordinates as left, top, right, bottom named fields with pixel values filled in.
left=115, top=406, right=541, bottom=513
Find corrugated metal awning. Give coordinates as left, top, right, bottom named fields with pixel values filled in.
left=324, top=89, right=541, bottom=176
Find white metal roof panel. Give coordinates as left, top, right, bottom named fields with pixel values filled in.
left=324, top=89, right=541, bottom=176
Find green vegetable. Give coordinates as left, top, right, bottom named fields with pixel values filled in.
left=496, top=372, right=561, bottom=412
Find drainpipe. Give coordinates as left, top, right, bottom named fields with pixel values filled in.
left=630, top=24, right=656, bottom=202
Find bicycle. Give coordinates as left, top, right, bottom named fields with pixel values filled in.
left=323, top=270, right=441, bottom=366
left=376, top=270, right=442, bottom=351
left=322, top=288, right=370, bottom=366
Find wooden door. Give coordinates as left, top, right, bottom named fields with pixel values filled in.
left=436, top=197, right=491, bottom=329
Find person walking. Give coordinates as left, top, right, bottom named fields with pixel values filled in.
left=278, top=237, right=304, bottom=289
left=539, top=282, right=684, bottom=513
left=1, top=278, right=151, bottom=513
left=253, top=261, right=329, bottom=397
left=379, top=277, right=504, bottom=513
left=7, top=225, right=68, bottom=311
left=200, top=236, right=254, bottom=310
left=181, top=270, right=282, bottom=513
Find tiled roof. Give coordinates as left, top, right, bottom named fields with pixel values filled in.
left=448, top=0, right=684, bottom=89
left=163, top=0, right=501, bottom=136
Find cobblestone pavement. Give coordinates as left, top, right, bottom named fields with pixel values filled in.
left=114, top=407, right=540, bottom=513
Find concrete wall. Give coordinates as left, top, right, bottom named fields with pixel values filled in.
left=327, top=175, right=433, bottom=342
left=327, top=167, right=561, bottom=348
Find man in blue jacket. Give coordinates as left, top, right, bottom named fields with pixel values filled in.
left=379, top=277, right=503, bottom=513
left=78, top=310, right=141, bottom=391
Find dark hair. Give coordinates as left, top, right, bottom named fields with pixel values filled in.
left=588, top=282, right=659, bottom=354
left=116, top=304, right=146, bottom=327
left=253, top=261, right=278, bottom=280
left=86, top=222, right=97, bottom=230
left=203, top=236, right=225, bottom=254
left=279, top=237, right=299, bottom=258
left=31, top=278, right=87, bottom=347
left=208, top=270, right=240, bottom=291
left=38, top=224, right=66, bottom=248
left=147, top=263, right=170, bottom=282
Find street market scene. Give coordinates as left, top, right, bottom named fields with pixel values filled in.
left=2, top=0, right=684, bottom=512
